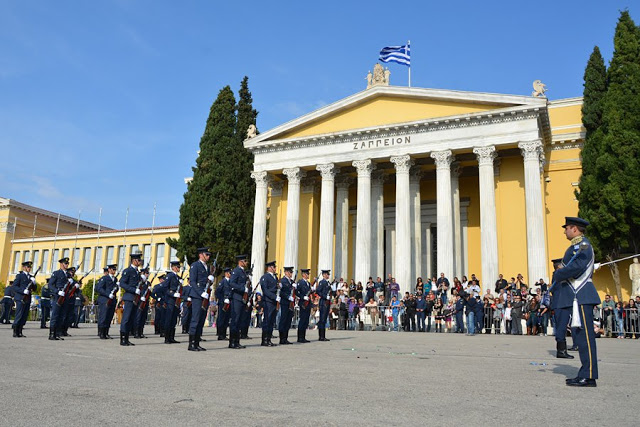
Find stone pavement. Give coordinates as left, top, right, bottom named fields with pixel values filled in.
left=1, top=322, right=638, bottom=426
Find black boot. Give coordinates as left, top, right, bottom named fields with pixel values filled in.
left=139, top=326, right=147, bottom=339
left=170, top=329, right=180, bottom=344
left=228, top=332, right=236, bottom=349
left=18, top=325, right=25, bottom=337
left=297, top=330, right=304, bottom=343
left=105, top=327, right=113, bottom=339
left=568, top=344, right=579, bottom=351
left=302, top=330, right=310, bottom=343
left=196, top=334, right=206, bottom=351
left=12, top=325, right=18, bottom=338
left=120, top=332, right=128, bottom=346
left=236, top=332, right=246, bottom=349
left=165, top=331, right=172, bottom=344
left=56, top=327, right=64, bottom=340
left=267, top=331, right=277, bottom=347
left=188, top=334, right=199, bottom=351
left=125, top=332, right=135, bottom=346
left=261, top=331, right=269, bottom=347
left=283, top=330, right=292, bottom=345
left=49, top=329, right=59, bottom=340
left=556, top=341, right=575, bottom=359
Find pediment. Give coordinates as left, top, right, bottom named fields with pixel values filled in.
left=246, top=85, right=547, bottom=146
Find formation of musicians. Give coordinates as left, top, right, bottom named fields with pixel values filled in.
left=2, top=247, right=338, bottom=351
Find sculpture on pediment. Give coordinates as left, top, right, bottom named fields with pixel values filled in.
left=366, top=63, right=390, bottom=89
left=532, top=80, right=547, bottom=97
left=246, top=124, right=257, bottom=139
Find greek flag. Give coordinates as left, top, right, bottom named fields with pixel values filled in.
left=379, top=43, right=410, bottom=66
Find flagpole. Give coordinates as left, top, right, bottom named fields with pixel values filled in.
left=407, top=40, right=411, bottom=87
left=91, top=207, right=102, bottom=306
left=49, top=213, right=61, bottom=274
left=72, top=210, right=81, bottom=268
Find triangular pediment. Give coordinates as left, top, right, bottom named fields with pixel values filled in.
left=246, top=86, right=547, bottom=146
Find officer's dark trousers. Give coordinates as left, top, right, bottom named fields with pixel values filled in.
left=298, top=305, right=311, bottom=331
left=197, top=304, right=207, bottom=336
left=50, top=300, right=62, bottom=330
left=135, top=304, right=149, bottom=330
left=417, top=312, right=425, bottom=331
left=575, top=304, right=598, bottom=379
left=456, top=312, right=464, bottom=332
left=155, top=306, right=164, bottom=330
left=1, top=298, right=12, bottom=323
left=319, top=302, right=329, bottom=330
left=217, top=302, right=230, bottom=334
left=181, top=305, right=191, bottom=328
left=554, top=307, right=571, bottom=342
left=20, top=298, right=30, bottom=326
left=164, top=301, right=179, bottom=331
left=98, top=301, right=115, bottom=328
left=189, top=298, right=204, bottom=335
left=475, top=309, right=484, bottom=333
left=40, top=302, right=50, bottom=327
left=120, top=301, right=135, bottom=333
left=278, top=305, right=293, bottom=333
left=63, top=300, right=74, bottom=329
left=262, top=301, right=277, bottom=334
left=13, top=299, right=26, bottom=328
left=240, top=304, right=251, bottom=331
left=229, top=299, right=243, bottom=333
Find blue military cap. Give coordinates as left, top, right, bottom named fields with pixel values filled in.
left=321, top=269, right=330, bottom=275
left=223, top=267, right=232, bottom=273
left=197, top=247, right=211, bottom=255
left=22, top=261, right=33, bottom=267
left=284, top=266, right=294, bottom=272
left=265, top=260, right=276, bottom=268
left=103, top=267, right=110, bottom=272
left=301, top=268, right=310, bottom=274
left=158, top=274, right=166, bottom=280
left=59, top=257, right=70, bottom=264
left=235, top=254, right=248, bottom=261
left=551, top=258, right=562, bottom=264
left=107, top=264, right=117, bottom=270
left=562, top=217, right=589, bottom=228
left=130, top=253, right=143, bottom=260
left=170, top=260, right=181, bottom=267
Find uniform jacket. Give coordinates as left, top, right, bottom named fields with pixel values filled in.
left=229, top=266, right=247, bottom=302
left=317, top=279, right=331, bottom=301
left=96, top=274, right=117, bottom=305
left=119, top=265, right=141, bottom=302
left=215, top=277, right=231, bottom=302
left=550, top=236, right=601, bottom=309
left=296, top=279, right=311, bottom=308
left=279, top=276, right=293, bottom=300
left=163, top=271, right=181, bottom=302
left=48, top=269, right=68, bottom=294
left=259, top=273, right=278, bottom=303
left=189, top=261, right=209, bottom=301
left=151, top=283, right=166, bottom=305
left=12, top=271, right=31, bottom=298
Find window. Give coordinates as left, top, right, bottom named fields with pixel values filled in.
left=83, top=248, right=91, bottom=271
left=72, top=248, right=80, bottom=267
left=23, top=250, right=31, bottom=262
left=62, top=248, right=70, bottom=262
left=52, top=249, right=60, bottom=270
left=143, top=244, right=151, bottom=266
left=33, top=250, right=40, bottom=271
left=117, top=245, right=126, bottom=268
left=155, top=243, right=165, bottom=270
left=13, top=251, right=20, bottom=273
left=42, top=250, right=49, bottom=273
left=94, top=247, right=103, bottom=270
left=170, top=247, right=178, bottom=262
left=130, top=244, right=140, bottom=257
left=106, top=246, right=114, bottom=265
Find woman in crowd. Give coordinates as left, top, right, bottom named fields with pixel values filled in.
left=443, top=300, right=453, bottom=333
left=452, top=277, right=463, bottom=297
left=625, top=299, right=638, bottom=339
left=355, top=281, right=364, bottom=302
left=526, top=294, right=540, bottom=335
left=357, top=298, right=366, bottom=330
left=483, top=297, right=493, bottom=334
left=493, top=297, right=503, bottom=334
left=433, top=297, right=444, bottom=333
left=511, top=294, right=524, bottom=335
left=365, top=297, right=379, bottom=331
left=365, top=278, right=375, bottom=303
left=415, top=277, right=424, bottom=295
left=423, top=277, right=432, bottom=295
left=348, top=279, right=356, bottom=299
left=615, top=301, right=625, bottom=338
left=390, top=296, right=401, bottom=331
left=504, top=301, right=512, bottom=334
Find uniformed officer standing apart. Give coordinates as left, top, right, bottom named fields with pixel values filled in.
left=551, top=217, right=600, bottom=387
left=40, top=279, right=52, bottom=329
left=296, top=269, right=313, bottom=343
left=133, top=267, right=150, bottom=339
left=48, top=257, right=70, bottom=340
left=96, top=264, right=118, bottom=339
left=277, top=266, right=295, bottom=345
left=151, top=274, right=166, bottom=336
left=188, top=247, right=212, bottom=352
left=228, top=254, right=250, bottom=349
left=61, top=266, right=79, bottom=336
left=550, top=257, right=575, bottom=359
left=317, top=269, right=332, bottom=341
left=259, top=261, right=278, bottom=347
left=215, top=267, right=232, bottom=341
left=11, top=261, right=35, bottom=338
left=1, top=282, right=14, bottom=324
left=162, top=260, right=183, bottom=344
left=119, top=253, right=143, bottom=346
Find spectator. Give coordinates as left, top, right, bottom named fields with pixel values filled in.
left=405, top=294, right=417, bottom=332
left=330, top=299, right=339, bottom=330
left=424, top=277, right=433, bottom=295
left=425, top=292, right=435, bottom=332
left=495, top=274, right=508, bottom=294
left=375, top=277, right=384, bottom=299
left=377, top=294, right=386, bottom=326
left=452, top=277, right=463, bottom=296
left=492, top=297, right=503, bottom=334
left=416, top=293, right=426, bottom=332
left=453, top=294, right=464, bottom=333
left=357, top=298, right=366, bottom=331
left=483, top=297, right=493, bottom=334
left=460, top=275, right=469, bottom=289
left=506, top=277, right=516, bottom=293
left=390, top=296, right=401, bottom=332
left=466, top=280, right=480, bottom=299
left=626, top=299, right=638, bottom=339
left=484, top=289, right=495, bottom=302
left=365, top=297, right=379, bottom=331
left=348, top=298, right=357, bottom=330
left=436, top=273, right=449, bottom=305
left=365, top=278, right=375, bottom=303
left=348, top=280, right=356, bottom=299
left=415, top=277, right=424, bottom=295
left=615, top=301, right=625, bottom=338
left=338, top=297, right=348, bottom=330
left=444, top=300, right=453, bottom=333
left=462, top=292, right=478, bottom=336
left=337, top=278, right=347, bottom=294
left=526, top=295, right=540, bottom=335
left=538, top=293, right=550, bottom=336
left=511, top=294, right=524, bottom=335
left=389, top=278, right=400, bottom=301
left=433, top=297, right=444, bottom=333
left=515, top=273, right=527, bottom=291
left=504, top=301, right=513, bottom=334
left=602, top=294, right=615, bottom=337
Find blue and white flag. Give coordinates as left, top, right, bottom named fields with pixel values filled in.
left=379, top=43, right=410, bottom=66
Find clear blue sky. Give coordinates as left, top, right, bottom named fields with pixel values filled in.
left=0, top=1, right=634, bottom=229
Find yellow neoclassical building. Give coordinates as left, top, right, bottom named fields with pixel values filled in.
left=1, top=80, right=636, bottom=300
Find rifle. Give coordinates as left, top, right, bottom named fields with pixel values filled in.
left=133, top=263, right=150, bottom=305
left=243, top=262, right=254, bottom=303
left=67, top=268, right=94, bottom=300
left=23, top=266, right=41, bottom=302
left=138, top=271, right=158, bottom=311
left=289, top=269, right=298, bottom=310
left=202, top=252, right=219, bottom=311
left=107, top=271, right=121, bottom=307
left=175, top=261, right=187, bottom=308
left=303, top=277, right=317, bottom=309
left=276, top=268, right=282, bottom=311
left=57, top=266, right=90, bottom=306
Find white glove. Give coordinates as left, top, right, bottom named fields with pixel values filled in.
left=141, top=297, right=146, bottom=302
left=140, top=274, right=147, bottom=282
left=293, top=283, right=297, bottom=289
left=75, top=283, right=80, bottom=289
left=68, top=278, right=73, bottom=284
left=187, top=297, right=192, bottom=302
left=116, top=282, right=120, bottom=286
left=244, top=287, right=249, bottom=293
left=135, top=289, right=141, bottom=295
left=288, top=296, right=294, bottom=302
left=276, top=296, right=281, bottom=302
left=208, top=275, right=214, bottom=282
left=224, top=298, right=230, bottom=304
left=201, top=292, right=209, bottom=299
left=304, top=296, right=309, bottom=301
left=23, top=289, right=29, bottom=294
left=594, top=262, right=601, bottom=271
left=109, top=293, right=114, bottom=299
left=58, top=291, right=65, bottom=297
left=326, top=295, right=331, bottom=300
left=179, top=279, right=184, bottom=284
left=30, top=277, right=36, bottom=284
left=246, top=302, right=251, bottom=307
left=173, top=292, right=180, bottom=298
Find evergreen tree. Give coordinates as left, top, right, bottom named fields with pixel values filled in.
left=577, top=11, right=640, bottom=301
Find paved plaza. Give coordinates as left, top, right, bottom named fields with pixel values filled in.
left=1, top=322, right=638, bottom=426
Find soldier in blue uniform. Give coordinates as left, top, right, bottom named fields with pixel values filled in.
left=60, top=266, right=79, bottom=336
left=259, top=261, right=278, bottom=347
left=40, top=280, right=51, bottom=329
left=119, top=253, right=143, bottom=346
left=296, top=269, right=313, bottom=343
left=72, top=279, right=85, bottom=328
left=239, top=275, right=254, bottom=341
left=12, top=261, right=35, bottom=338
left=228, top=254, right=250, bottom=349
left=1, top=283, right=13, bottom=324
left=151, top=274, right=166, bottom=336
left=96, top=264, right=118, bottom=339
left=181, top=284, right=192, bottom=334
left=133, top=267, right=150, bottom=339
left=551, top=217, right=600, bottom=387
left=454, top=295, right=465, bottom=333
left=162, top=260, right=183, bottom=344
left=317, top=269, right=332, bottom=341
left=277, top=266, right=295, bottom=345
left=550, top=257, right=575, bottom=358
left=215, top=267, right=232, bottom=341
left=187, top=247, right=212, bottom=352
left=48, top=257, right=70, bottom=340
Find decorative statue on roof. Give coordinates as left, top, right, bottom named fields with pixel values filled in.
left=366, top=63, right=390, bottom=89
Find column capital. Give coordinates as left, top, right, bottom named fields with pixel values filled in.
left=301, top=177, right=319, bottom=194
left=518, top=140, right=543, bottom=162
left=269, top=180, right=284, bottom=196
left=336, top=176, right=354, bottom=189
left=390, top=154, right=414, bottom=173
left=352, top=159, right=375, bottom=177
left=430, top=150, right=454, bottom=170
left=282, top=167, right=306, bottom=184
left=316, top=163, right=339, bottom=180
left=250, top=170, right=271, bottom=187
left=371, top=171, right=387, bottom=187
left=473, top=145, right=497, bottom=167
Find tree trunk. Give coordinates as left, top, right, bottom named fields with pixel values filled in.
left=606, top=253, right=623, bottom=302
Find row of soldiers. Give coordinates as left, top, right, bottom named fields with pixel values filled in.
left=4, top=247, right=337, bottom=352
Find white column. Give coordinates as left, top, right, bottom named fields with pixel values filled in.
left=391, top=155, right=413, bottom=295
left=473, top=146, right=499, bottom=293
left=334, top=177, right=352, bottom=281
left=353, top=159, right=375, bottom=285
left=283, top=167, right=306, bottom=271
left=410, top=166, right=423, bottom=282
left=250, top=171, right=270, bottom=283
left=316, top=164, right=338, bottom=272
left=371, top=171, right=386, bottom=281
left=451, top=162, right=463, bottom=279
left=431, top=150, right=454, bottom=280
left=519, top=140, right=549, bottom=285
